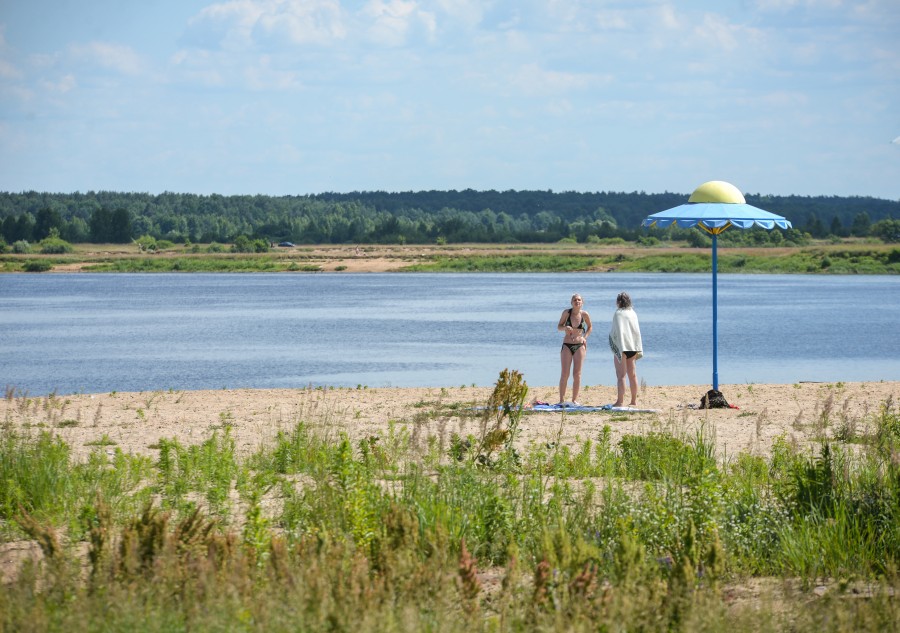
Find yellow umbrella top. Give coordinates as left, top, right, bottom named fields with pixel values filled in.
left=687, top=180, right=746, bottom=204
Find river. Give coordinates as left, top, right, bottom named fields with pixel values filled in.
left=1, top=273, right=897, bottom=395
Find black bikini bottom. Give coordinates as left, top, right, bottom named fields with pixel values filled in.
left=562, top=343, right=584, bottom=355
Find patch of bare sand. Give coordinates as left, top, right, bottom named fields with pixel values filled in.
left=4, top=381, right=895, bottom=462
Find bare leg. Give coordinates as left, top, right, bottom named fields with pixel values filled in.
left=613, top=355, right=626, bottom=406
left=559, top=347, right=572, bottom=403
left=571, top=346, right=586, bottom=404
left=625, top=357, right=638, bottom=406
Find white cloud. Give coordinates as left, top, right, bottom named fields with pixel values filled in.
left=256, top=0, right=347, bottom=46
left=183, top=0, right=492, bottom=51
left=657, top=4, right=681, bottom=30
left=0, top=58, right=21, bottom=79
left=754, top=91, right=810, bottom=108
left=70, top=42, right=143, bottom=75
left=361, top=0, right=436, bottom=47
left=40, top=73, right=77, bottom=94
left=186, top=0, right=347, bottom=49
left=187, top=0, right=266, bottom=50
left=170, top=49, right=228, bottom=86
left=432, top=0, right=485, bottom=29
left=545, top=99, right=573, bottom=116
left=751, top=0, right=843, bottom=9
left=691, top=13, right=743, bottom=52
left=244, top=54, right=302, bottom=90
left=509, top=63, right=592, bottom=97
left=892, top=136, right=900, bottom=145
left=593, top=10, right=630, bottom=31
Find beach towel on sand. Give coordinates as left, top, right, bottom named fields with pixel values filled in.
left=529, top=403, right=659, bottom=413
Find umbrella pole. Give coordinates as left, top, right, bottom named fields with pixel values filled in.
left=712, top=233, right=718, bottom=391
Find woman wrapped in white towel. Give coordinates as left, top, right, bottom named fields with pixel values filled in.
left=608, top=292, right=643, bottom=407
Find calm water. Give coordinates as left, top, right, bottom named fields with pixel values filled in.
left=1, top=273, right=898, bottom=395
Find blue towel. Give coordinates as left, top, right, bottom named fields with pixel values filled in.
left=529, top=403, right=659, bottom=413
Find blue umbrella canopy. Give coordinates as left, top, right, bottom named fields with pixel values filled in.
left=642, top=181, right=792, bottom=391
left=643, top=181, right=792, bottom=233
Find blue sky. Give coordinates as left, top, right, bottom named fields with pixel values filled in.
left=1, top=0, right=898, bottom=199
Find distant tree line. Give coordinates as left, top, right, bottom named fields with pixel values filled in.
left=1, top=190, right=898, bottom=246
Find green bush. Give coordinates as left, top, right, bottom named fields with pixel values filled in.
left=134, top=235, right=158, bottom=251
left=685, top=230, right=712, bottom=248
left=230, top=236, right=269, bottom=253
left=636, top=235, right=660, bottom=247
left=23, top=260, right=52, bottom=272
left=39, top=229, right=73, bottom=254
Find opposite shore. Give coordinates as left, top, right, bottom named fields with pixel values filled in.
left=2, top=241, right=898, bottom=274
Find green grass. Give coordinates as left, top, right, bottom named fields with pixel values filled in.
left=2, top=384, right=900, bottom=631
left=402, top=248, right=899, bottom=274
left=83, top=256, right=295, bottom=272
left=617, top=248, right=900, bottom=274
left=405, top=254, right=601, bottom=272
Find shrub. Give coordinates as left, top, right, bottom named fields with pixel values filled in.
left=12, top=240, right=31, bottom=254
left=39, top=229, right=73, bottom=254
left=592, top=237, right=627, bottom=246
left=685, top=231, right=712, bottom=248
left=134, top=235, right=158, bottom=251
left=23, top=260, right=52, bottom=272
left=636, top=236, right=659, bottom=247
left=230, top=236, right=268, bottom=253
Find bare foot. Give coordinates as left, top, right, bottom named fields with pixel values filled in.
left=612, top=402, right=623, bottom=407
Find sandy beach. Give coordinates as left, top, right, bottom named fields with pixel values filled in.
left=5, top=381, right=896, bottom=462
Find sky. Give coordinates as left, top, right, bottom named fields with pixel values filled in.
left=1, top=0, right=898, bottom=199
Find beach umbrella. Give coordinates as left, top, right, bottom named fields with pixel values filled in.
left=642, top=181, right=792, bottom=392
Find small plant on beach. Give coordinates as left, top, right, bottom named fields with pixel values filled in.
left=155, top=429, right=238, bottom=517
left=470, top=369, right=528, bottom=468
left=85, top=434, right=117, bottom=447
left=618, top=431, right=715, bottom=482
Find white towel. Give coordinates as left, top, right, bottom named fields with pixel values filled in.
left=608, top=307, right=643, bottom=362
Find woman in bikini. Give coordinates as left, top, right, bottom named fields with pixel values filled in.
left=557, top=293, right=592, bottom=406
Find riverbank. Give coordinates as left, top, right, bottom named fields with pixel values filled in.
left=2, top=241, right=898, bottom=273
left=5, top=381, right=896, bottom=462
left=4, top=380, right=899, bottom=630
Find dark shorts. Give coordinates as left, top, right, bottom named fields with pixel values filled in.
left=624, top=351, right=637, bottom=359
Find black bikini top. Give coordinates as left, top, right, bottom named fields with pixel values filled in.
left=565, top=309, right=587, bottom=332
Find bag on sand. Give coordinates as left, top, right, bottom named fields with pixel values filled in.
left=700, top=389, right=730, bottom=409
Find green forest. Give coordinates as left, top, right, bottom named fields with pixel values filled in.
left=1, top=189, right=898, bottom=248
